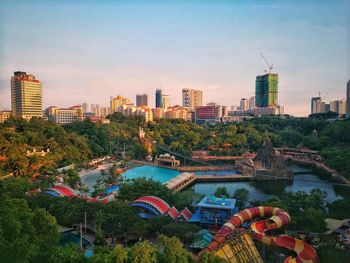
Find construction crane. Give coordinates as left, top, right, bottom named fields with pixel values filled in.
left=259, top=53, right=273, bottom=73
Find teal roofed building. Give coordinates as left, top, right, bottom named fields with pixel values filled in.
left=189, top=196, right=239, bottom=226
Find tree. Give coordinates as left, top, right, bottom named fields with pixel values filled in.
left=232, top=188, right=249, bottom=209
left=157, top=235, right=191, bottom=263
left=214, top=187, right=229, bottom=198
left=129, top=241, right=157, bottom=263
left=0, top=196, right=59, bottom=263
left=49, top=244, right=86, bottom=263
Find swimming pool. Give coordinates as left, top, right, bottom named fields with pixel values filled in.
left=59, top=231, right=91, bottom=248
left=122, top=165, right=180, bottom=183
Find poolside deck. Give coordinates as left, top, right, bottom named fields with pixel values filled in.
left=167, top=173, right=255, bottom=192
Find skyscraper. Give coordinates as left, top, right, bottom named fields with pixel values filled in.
left=255, top=73, right=278, bottom=107
left=136, top=94, right=148, bottom=107
left=182, top=88, right=203, bottom=109
left=162, top=95, right=170, bottom=109
left=240, top=98, right=248, bottom=110
left=155, top=89, right=163, bottom=108
left=311, top=97, right=325, bottom=114
left=11, top=71, right=43, bottom=120
left=248, top=96, right=255, bottom=109
left=347, top=80, right=350, bottom=118
left=82, top=103, right=88, bottom=113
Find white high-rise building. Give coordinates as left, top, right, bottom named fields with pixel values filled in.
left=239, top=98, right=248, bottom=111
left=248, top=96, right=255, bottom=110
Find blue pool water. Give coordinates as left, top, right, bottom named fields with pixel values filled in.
left=122, top=165, right=180, bottom=183
left=194, top=170, right=240, bottom=176
left=59, top=232, right=91, bottom=248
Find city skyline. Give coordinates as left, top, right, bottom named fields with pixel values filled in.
left=0, top=1, right=349, bottom=116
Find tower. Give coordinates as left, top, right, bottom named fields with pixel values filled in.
left=11, top=71, right=43, bottom=120
left=155, top=89, right=163, bottom=108
left=255, top=73, right=278, bottom=107
left=182, top=88, right=203, bottom=109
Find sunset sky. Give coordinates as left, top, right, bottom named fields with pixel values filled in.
left=0, top=0, right=349, bottom=116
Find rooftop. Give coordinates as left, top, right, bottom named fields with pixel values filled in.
left=196, top=196, right=236, bottom=210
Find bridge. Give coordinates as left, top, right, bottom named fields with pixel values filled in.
left=275, top=147, right=350, bottom=184
left=166, top=172, right=255, bottom=192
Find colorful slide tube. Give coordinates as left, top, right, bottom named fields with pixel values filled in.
left=201, top=206, right=318, bottom=263
left=130, top=196, right=192, bottom=221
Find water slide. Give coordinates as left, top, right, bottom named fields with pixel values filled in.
left=201, top=206, right=318, bottom=263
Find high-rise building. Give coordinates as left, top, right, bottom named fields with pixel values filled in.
left=182, top=88, right=203, bottom=109
left=110, top=96, right=132, bottom=112
left=155, top=89, right=163, bottom=108
left=136, top=94, right=148, bottom=107
left=346, top=80, right=350, bottom=118
left=82, top=103, right=88, bottom=112
left=255, top=73, right=278, bottom=107
left=311, top=97, right=325, bottom=114
left=330, top=100, right=346, bottom=115
left=162, top=95, right=170, bottom=109
left=11, top=71, right=43, bottom=120
left=240, top=98, right=248, bottom=111
left=248, top=96, right=255, bottom=110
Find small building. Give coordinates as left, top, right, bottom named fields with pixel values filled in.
left=189, top=196, right=239, bottom=226
left=154, top=153, right=180, bottom=168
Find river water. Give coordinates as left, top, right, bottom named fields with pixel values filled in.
left=193, top=164, right=349, bottom=203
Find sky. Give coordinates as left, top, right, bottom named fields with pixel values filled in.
left=0, top=0, right=349, bottom=116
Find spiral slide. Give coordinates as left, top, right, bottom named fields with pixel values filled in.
left=201, top=206, right=318, bottom=263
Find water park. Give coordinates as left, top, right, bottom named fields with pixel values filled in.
left=35, top=132, right=348, bottom=262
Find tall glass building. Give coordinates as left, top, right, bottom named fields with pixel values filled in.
left=155, top=89, right=163, bottom=108
left=11, top=71, right=43, bottom=120
left=255, top=73, right=278, bottom=107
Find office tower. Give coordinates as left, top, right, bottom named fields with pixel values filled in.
left=255, top=73, right=278, bottom=107
left=110, top=96, right=132, bottom=112
left=11, top=71, right=43, bottom=120
left=240, top=98, right=248, bottom=111
left=347, top=80, right=350, bottom=118
left=155, top=89, right=163, bottom=108
left=82, top=103, right=88, bottom=112
left=162, top=95, right=170, bottom=109
left=182, top=88, right=203, bottom=108
left=136, top=94, right=148, bottom=107
left=248, top=96, right=255, bottom=110
left=311, top=97, right=325, bottom=114
left=222, top=106, right=228, bottom=117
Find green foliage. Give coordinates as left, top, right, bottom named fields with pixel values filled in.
left=327, top=197, right=350, bottom=219
left=117, top=178, right=175, bottom=205
left=214, top=187, right=229, bottom=198
left=129, top=241, right=157, bottom=263
left=232, top=188, right=249, bottom=209
left=49, top=244, right=86, bottom=263
left=198, top=253, right=225, bottom=263
left=157, top=235, right=191, bottom=263
left=160, top=223, right=201, bottom=244
left=0, top=195, right=59, bottom=263
left=263, top=189, right=328, bottom=232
